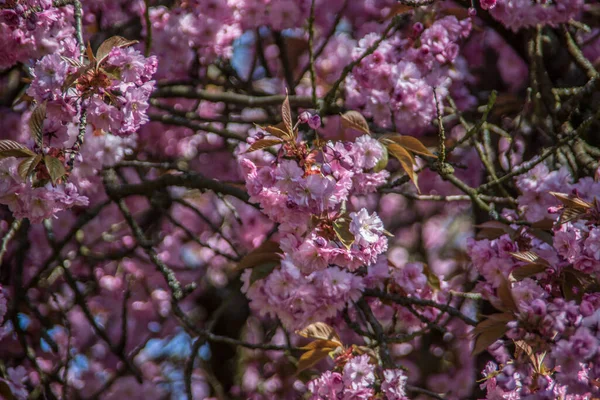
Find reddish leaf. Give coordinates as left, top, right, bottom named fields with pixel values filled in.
left=549, top=191, right=592, bottom=210
left=245, top=138, right=283, bottom=153
left=510, top=251, right=549, bottom=266
left=281, top=93, right=293, bottom=136
left=511, top=264, right=548, bottom=281
left=0, top=140, right=36, bottom=159
left=258, top=124, right=289, bottom=139
left=299, top=339, right=342, bottom=351
left=96, top=36, right=139, bottom=66
left=296, top=322, right=342, bottom=346
left=85, top=41, right=95, bottom=63
left=386, top=143, right=419, bottom=192
left=340, top=111, right=370, bottom=135
left=497, top=277, right=518, bottom=313
left=296, top=347, right=332, bottom=373
left=18, top=154, right=42, bottom=180
left=385, top=4, right=413, bottom=19
left=385, top=135, right=436, bottom=158
left=237, top=240, right=282, bottom=270
left=474, top=221, right=515, bottom=240
left=29, top=102, right=46, bottom=148
left=60, top=55, right=84, bottom=68
left=472, top=313, right=512, bottom=355
left=561, top=269, right=587, bottom=303
left=44, top=155, right=66, bottom=185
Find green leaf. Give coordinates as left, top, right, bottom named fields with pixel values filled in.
left=372, top=143, right=388, bottom=172
left=333, top=216, right=355, bottom=249
left=340, top=110, right=370, bottom=135
left=29, top=102, right=47, bottom=148
left=18, top=154, right=42, bottom=180
left=423, top=263, right=441, bottom=291
left=44, top=155, right=66, bottom=185
left=0, top=140, right=35, bottom=159
left=244, top=138, right=283, bottom=153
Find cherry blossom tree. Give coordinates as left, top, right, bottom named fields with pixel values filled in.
left=0, top=0, right=599, bottom=399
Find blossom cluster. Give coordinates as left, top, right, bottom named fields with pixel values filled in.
left=307, top=354, right=409, bottom=400
left=469, top=164, right=600, bottom=398
left=345, top=15, right=474, bottom=134
left=0, top=1, right=75, bottom=70
left=27, top=45, right=157, bottom=137
left=0, top=157, right=89, bottom=223
left=240, top=115, right=391, bottom=329
left=487, top=0, right=584, bottom=31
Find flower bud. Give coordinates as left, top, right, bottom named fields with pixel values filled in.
left=308, top=114, right=321, bottom=129
left=299, top=111, right=311, bottom=124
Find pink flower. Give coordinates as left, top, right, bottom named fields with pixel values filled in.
left=349, top=208, right=384, bottom=245
left=342, top=354, right=375, bottom=388
left=381, top=369, right=409, bottom=400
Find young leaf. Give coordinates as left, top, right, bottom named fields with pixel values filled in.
left=296, top=322, right=342, bottom=346
left=62, top=64, right=90, bottom=91
left=0, top=140, right=36, bottom=159
left=60, top=55, right=84, bottom=68
left=372, top=144, right=388, bottom=172
left=281, top=93, right=293, bottom=136
left=423, top=264, right=441, bottom=291
left=340, top=111, right=370, bottom=135
left=561, top=269, right=586, bottom=303
left=549, top=191, right=592, bottom=210
left=497, top=277, right=518, bottom=313
left=386, top=143, right=419, bottom=192
left=385, top=135, right=436, bottom=158
left=333, top=217, right=355, bottom=249
left=85, top=41, right=96, bottom=64
left=257, top=124, right=289, bottom=139
left=249, top=261, right=278, bottom=284
left=245, top=138, right=283, bottom=153
left=299, top=339, right=342, bottom=351
left=18, top=154, right=42, bottom=180
left=510, top=264, right=548, bottom=281
left=237, top=240, right=281, bottom=270
left=386, top=4, right=413, bottom=19
left=472, top=313, right=512, bottom=355
left=29, top=102, right=47, bottom=148
left=475, top=221, right=516, bottom=240
left=510, top=251, right=549, bottom=266
left=296, top=347, right=332, bottom=373
left=44, top=155, right=66, bottom=185
left=96, top=36, right=139, bottom=66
